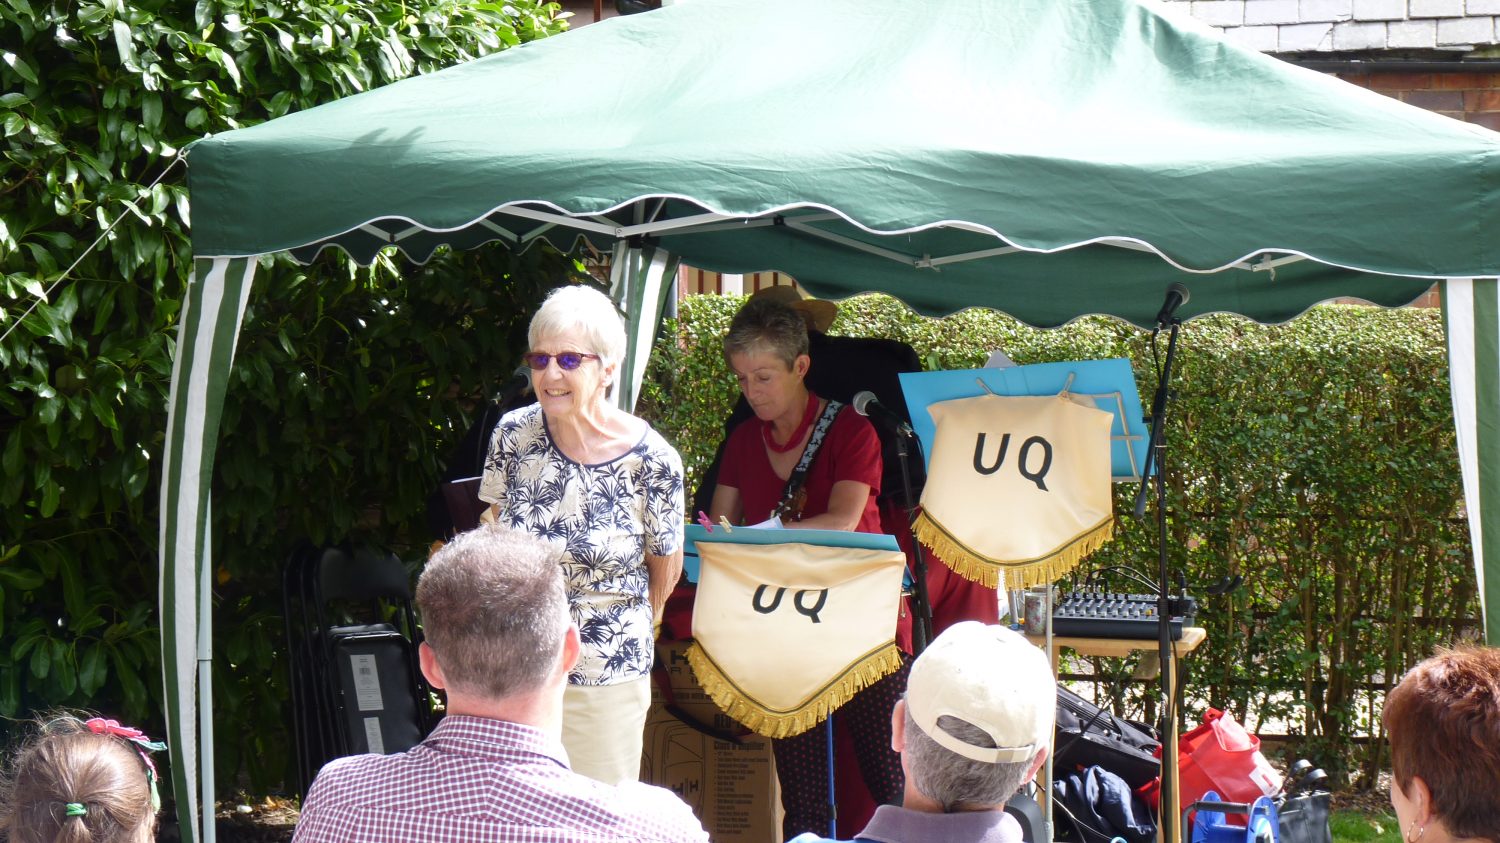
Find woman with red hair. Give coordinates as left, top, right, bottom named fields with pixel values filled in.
left=1383, top=645, right=1500, bottom=843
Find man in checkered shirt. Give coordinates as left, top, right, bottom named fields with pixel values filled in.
left=292, top=524, right=708, bottom=842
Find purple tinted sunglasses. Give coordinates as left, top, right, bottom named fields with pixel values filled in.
left=524, top=351, right=601, bottom=371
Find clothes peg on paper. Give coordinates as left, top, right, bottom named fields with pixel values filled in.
left=717, top=516, right=734, bottom=534
left=696, top=510, right=715, bottom=533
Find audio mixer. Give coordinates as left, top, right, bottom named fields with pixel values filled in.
left=1049, top=590, right=1194, bottom=640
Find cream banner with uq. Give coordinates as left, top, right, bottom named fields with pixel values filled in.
left=915, top=393, right=1114, bottom=590
left=687, top=538, right=906, bottom=739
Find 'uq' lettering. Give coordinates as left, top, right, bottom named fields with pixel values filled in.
left=751, top=584, right=829, bottom=623
left=970, top=432, right=1054, bottom=491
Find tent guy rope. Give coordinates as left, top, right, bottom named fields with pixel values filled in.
left=0, top=154, right=185, bottom=347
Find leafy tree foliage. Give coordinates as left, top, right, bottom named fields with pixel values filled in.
left=643, top=295, right=1476, bottom=786
left=1, top=0, right=574, bottom=792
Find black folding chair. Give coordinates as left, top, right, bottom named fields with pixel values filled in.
left=283, top=544, right=435, bottom=797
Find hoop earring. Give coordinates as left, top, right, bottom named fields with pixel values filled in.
left=1406, top=820, right=1426, bottom=843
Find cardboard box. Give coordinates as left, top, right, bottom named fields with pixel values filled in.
left=641, top=641, right=781, bottom=843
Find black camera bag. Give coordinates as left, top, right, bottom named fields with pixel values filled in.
left=1054, top=685, right=1162, bottom=789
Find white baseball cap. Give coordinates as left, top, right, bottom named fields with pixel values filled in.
left=906, top=622, right=1056, bottom=763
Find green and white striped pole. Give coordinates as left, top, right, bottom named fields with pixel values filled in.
left=609, top=239, right=679, bottom=414
left=160, top=256, right=258, bottom=843
left=1442, top=277, right=1500, bottom=645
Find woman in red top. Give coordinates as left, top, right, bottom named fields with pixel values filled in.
left=710, top=316, right=883, bottom=534
left=708, top=295, right=908, bottom=840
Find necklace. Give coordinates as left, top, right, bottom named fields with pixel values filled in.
left=763, top=391, right=818, bottom=453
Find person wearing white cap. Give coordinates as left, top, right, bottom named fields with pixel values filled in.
left=790, top=621, right=1055, bottom=843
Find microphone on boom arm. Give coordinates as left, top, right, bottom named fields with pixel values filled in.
left=852, top=391, right=914, bottom=438
left=1155, top=283, right=1191, bottom=326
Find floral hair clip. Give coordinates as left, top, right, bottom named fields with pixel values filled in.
left=85, top=718, right=167, bottom=810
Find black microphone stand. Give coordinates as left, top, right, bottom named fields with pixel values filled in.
left=1132, top=313, right=1183, bottom=843
left=894, top=430, right=935, bottom=655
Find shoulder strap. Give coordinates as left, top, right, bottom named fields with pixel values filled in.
left=773, top=400, right=844, bottom=519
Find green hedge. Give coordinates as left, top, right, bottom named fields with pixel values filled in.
left=641, top=293, right=1476, bottom=787
left=0, top=0, right=572, bottom=794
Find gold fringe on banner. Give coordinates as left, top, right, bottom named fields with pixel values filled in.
left=913, top=511, right=1114, bottom=590
left=685, top=640, right=904, bottom=739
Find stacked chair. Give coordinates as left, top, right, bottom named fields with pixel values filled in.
left=283, top=544, right=435, bottom=796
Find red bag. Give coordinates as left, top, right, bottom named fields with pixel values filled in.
left=1176, top=709, right=1282, bottom=808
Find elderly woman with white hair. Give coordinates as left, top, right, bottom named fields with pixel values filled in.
left=478, top=284, right=685, bottom=785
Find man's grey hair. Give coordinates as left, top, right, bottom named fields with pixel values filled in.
left=902, top=704, right=1037, bottom=812
left=416, top=524, right=569, bottom=699
left=528, top=285, right=626, bottom=372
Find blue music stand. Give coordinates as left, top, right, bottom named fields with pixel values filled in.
left=898, top=358, right=1149, bottom=483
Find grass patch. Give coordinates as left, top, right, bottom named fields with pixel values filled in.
left=1330, top=809, right=1400, bottom=843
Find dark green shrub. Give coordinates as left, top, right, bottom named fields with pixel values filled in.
left=638, top=294, right=742, bottom=487
left=1, top=0, right=571, bottom=793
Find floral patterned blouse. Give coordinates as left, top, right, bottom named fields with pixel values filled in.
left=478, top=405, right=684, bottom=685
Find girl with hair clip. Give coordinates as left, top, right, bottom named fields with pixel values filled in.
left=1, top=715, right=164, bottom=843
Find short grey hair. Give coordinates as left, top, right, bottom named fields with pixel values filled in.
left=902, top=705, right=1037, bottom=812
left=528, top=285, right=626, bottom=371
left=723, top=295, right=808, bottom=369
left=416, top=525, right=569, bottom=700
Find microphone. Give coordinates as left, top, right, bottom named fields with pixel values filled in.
left=852, top=391, right=913, bottom=437
left=493, top=365, right=533, bottom=408
left=1154, top=282, right=1191, bottom=326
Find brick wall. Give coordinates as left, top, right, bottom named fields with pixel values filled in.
left=678, top=269, right=795, bottom=296
left=1333, top=68, right=1500, bottom=131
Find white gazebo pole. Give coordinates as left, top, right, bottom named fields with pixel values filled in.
left=198, top=505, right=216, bottom=843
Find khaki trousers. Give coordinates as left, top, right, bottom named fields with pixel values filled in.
left=561, top=676, right=651, bottom=785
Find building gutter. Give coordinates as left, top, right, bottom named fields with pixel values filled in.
left=1281, top=58, right=1500, bottom=73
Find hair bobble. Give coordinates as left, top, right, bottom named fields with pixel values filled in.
left=63, top=802, right=88, bottom=817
